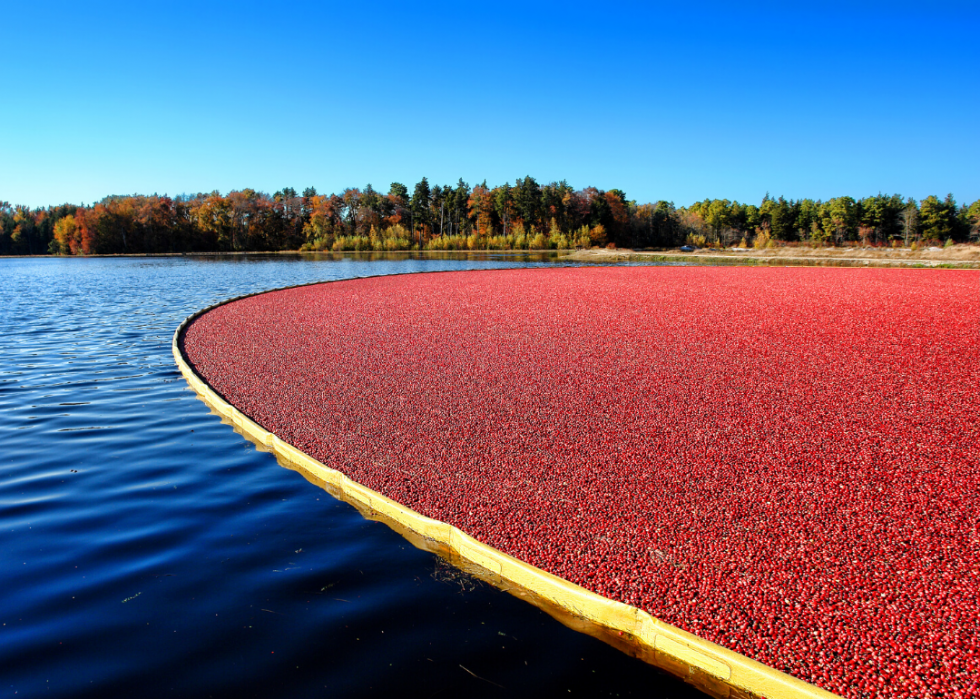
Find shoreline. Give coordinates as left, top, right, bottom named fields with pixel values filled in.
left=563, top=246, right=980, bottom=268
left=3, top=244, right=979, bottom=268
left=0, top=249, right=558, bottom=260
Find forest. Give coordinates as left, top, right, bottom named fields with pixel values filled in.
left=1, top=177, right=978, bottom=256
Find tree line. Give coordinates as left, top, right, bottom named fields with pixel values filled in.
left=2, top=178, right=978, bottom=256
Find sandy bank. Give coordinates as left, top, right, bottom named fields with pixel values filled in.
left=564, top=244, right=980, bottom=268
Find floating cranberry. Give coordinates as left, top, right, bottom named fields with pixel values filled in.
left=181, top=267, right=980, bottom=699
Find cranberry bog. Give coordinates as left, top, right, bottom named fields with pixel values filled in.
left=177, top=267, right=978, bottom=699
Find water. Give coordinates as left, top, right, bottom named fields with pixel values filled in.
left=0, top=255, right=704, bottom=698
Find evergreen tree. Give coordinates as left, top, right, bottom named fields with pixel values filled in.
left=411, top=177, right=431, bottom=244
left=388, top=183, right=409, bottom=207
left=514, top=175, right=542, bottom=231
left=919, top=194, right=957, bottom=242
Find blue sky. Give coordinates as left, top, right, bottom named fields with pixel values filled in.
left=2, top=1, right=977, bottom=208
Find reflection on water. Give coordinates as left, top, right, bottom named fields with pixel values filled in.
left=189, top=251, right=565, bottom=264
left=0, top=254, right=703, bottom=698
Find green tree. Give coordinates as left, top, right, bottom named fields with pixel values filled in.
left=360, top=184, right=388, bottom=233
left=586, top=187, right=611, bottom=232
left=919, top=194, right=956, bottom=242
left=858, top=193, right=905, bottom=244
left=493, top=183, right=513, bottom=235
left=341, top=188, right=362, bottom=236
left=704, top=199, right=731, bottom=244
left=820, top=196, right=857, bottom=245
left=430, top=184, right=446, bottom=237
left=764, top=196, right=795, bottom=241
left=388, top=182, right=409, bottom=206
left=603, top=189, right=630, bottom=246
left=448, top=179, right=470, bottom=236
left=411, top=178, right=431, bottom=244
left=633, top=200, right=679, bottom=247
left=795, top=199, right=819, bottom=241
left=514, top=175, right=542, bottom=232
left=900, top=198, right=919, bottom=246
left=965, top=199, right=980, bottom=242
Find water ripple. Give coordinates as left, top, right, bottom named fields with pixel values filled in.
left=0, top=254, right=701, bottom=698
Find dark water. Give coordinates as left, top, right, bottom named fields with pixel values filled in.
left=0, top=255, right=704, bottom=699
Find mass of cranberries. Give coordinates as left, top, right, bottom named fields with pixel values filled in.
left=182, top=267, right=979, bottom=699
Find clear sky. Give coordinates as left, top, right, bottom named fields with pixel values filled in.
left=2, top=0, right=977, bottom=208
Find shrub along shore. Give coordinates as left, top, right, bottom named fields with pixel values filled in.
left=2, top=177, right=977, bottom=256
